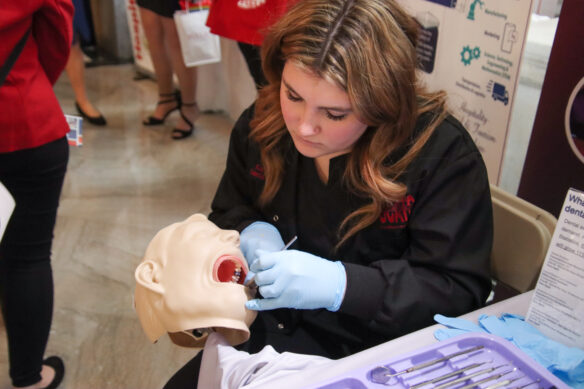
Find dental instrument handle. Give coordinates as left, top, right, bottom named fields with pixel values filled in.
left=410, top=362, right=486, bottom=389
left=510, top=380, right=541, bottom=389
left=484, top=377, right=522, bottom=389
left=246, top=236, right=297, bottom=288
left=385, top=345, right=484, bottom=378
left=454, top=369, right=516, bottom=389
left=433, top=365, right=508, bottom=389
left=282, top=235, right=298, bottom=250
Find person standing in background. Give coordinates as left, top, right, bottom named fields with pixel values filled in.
left=66, top=0, right=107, bottom=126
left=137, top=0, right=199, bottom=140
left=206, top=0, right=298, bottom=89
left=0, top=1, right=73, bottom=388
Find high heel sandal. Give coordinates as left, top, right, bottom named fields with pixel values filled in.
left=171, top=102, right=198, bottom=140
left=143, top=91, right=181, bottom=126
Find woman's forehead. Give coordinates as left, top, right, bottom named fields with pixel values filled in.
left=282, top=61, right=351, bottom=107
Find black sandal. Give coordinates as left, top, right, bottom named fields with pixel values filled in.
left=171, top=102, right=198, bottom=140
left=41, top=356, right=65, bottom=389
left=143, top=91, right=181, bottom=126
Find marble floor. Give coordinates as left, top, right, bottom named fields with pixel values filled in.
left=0, top=14, right=555, bottom=387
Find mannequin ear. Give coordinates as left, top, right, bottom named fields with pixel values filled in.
left=135, top=260, right=164, bottom=295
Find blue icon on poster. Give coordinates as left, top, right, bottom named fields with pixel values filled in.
left=488, top=81, right=510, bottom=105
left=460, top=45, right=481, bottom=66
left=467, top=0, right=484, bottom=20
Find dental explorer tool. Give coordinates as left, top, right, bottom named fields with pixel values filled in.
left=369, top=345, right=485, bottom=384
left=282, top=235, right=298, bottom=250
left=510, top=379, right=542, bottom=389
left=245, top=235, right=298, bottom=288
left=484, top=377, right=523, bottom=389
left=453, top=368, right=517, bottom=389
left=409, top=361, right=488, bottom=389
left=432, top=364, right=508, bottom=389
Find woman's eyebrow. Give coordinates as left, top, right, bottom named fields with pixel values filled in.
left=282, top=78, right=352, bottom=112
left=282, top=78, right=298, bottom=95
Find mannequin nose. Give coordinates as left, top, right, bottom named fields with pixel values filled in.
left=221, top=230, right=240, bottom=244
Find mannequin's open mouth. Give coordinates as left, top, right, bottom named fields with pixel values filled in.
left=213, top=255, right=247, bottom=285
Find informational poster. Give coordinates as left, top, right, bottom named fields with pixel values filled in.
left=0, top=182, right=15, bottom=242
left=396, top=0, right=533, bottom=184
left=526, top=188, right=584, bottom=348
left=517, top=0, right=584, bottom=217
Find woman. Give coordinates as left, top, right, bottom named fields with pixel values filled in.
left=67, top=0, right=107, bottom=126
left=0, top=1, right=73, bottom=388
left=137, top=0, right=199, bottom=140
left=167, top=0, right=492, bottom=385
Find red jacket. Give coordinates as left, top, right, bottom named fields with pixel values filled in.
left=0, top=0, right=74, bottom=153
left=206, top=0, right=296, bottom=46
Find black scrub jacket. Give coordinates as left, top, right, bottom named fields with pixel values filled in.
left=209, top=105, right=493, bottom=359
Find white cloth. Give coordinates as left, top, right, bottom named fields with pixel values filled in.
left=197, top=332, right=332, bottom=388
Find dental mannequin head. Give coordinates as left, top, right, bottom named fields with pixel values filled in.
left=134, top=213, right=257, bottom=347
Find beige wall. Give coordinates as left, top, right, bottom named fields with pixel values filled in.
left=196, top=39, right=257, bottom=121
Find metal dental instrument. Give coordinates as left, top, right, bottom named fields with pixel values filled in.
left=453, top=368, right=516, bottom=389
left=245, top=235, right=298, bottom=288
left=370, top=345, right=484, bottom=384
left=510, top=379, right=542, bottom=389
left=409, top=361, right=488, bottom=389
left=432, top=364, right=508, bottom=389
left=484, top=377, right=523, bottom=389
left=282, top=235, right=298, bottom=250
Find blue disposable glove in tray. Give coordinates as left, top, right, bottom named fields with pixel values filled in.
left=245, top=249, right=347, bottom=312
left=434, top=313, right=584, bottom=388
left=239, top=222, right=285, bottom=284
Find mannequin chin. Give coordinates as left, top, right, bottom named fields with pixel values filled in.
left=134, top=213, right=257, bottom=347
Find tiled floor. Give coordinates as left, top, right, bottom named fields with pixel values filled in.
left=0, top=14, right=556, bottom=387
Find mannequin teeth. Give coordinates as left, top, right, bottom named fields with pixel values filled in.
left=232, top=265, right=242, bottom=283
left=215, top=256, right=246, bottom=285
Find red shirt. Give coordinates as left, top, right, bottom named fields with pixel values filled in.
left=206, top=0, right=296, bottom=46
left=0, top=0, right=74, bottom=153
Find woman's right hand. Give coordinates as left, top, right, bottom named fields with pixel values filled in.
left=239, top=221, right=285, bottom=283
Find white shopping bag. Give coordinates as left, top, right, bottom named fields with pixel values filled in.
left=174, top=3, right=221, bottom=67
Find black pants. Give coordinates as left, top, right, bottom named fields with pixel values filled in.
left=0, top=137, right=69, bottom=387
left=163, top=351, right=203, bottom=389
left=237, top=42, right=266, bottom=90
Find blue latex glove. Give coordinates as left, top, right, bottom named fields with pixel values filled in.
left=434, top=313, right=584, bottom=388
left=245, top=249, right=347, bottom=312
left=239, top=222, right=285, bottom=283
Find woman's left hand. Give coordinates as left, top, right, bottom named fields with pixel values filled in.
left=245, top=250, right=346, bottom=312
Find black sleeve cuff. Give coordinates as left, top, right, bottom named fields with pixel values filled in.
left=340, top=262, right=387, bottom=320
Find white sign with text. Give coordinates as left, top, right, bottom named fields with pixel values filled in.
left=526, top=188, right=584, bottom=348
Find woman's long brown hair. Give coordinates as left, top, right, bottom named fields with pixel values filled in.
left=250, top=0, right=449, bottom=248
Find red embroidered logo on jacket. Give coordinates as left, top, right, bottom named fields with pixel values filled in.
left=250, top=164, right=265, bottom=180
left=379, top=194, right=415, bottom=229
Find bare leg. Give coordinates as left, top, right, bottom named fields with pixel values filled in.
left=139, top=8, right=180, bottom=120
left=65, top=42, right=102, bottom=118
left=161, top=16, right=199, bottom=133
